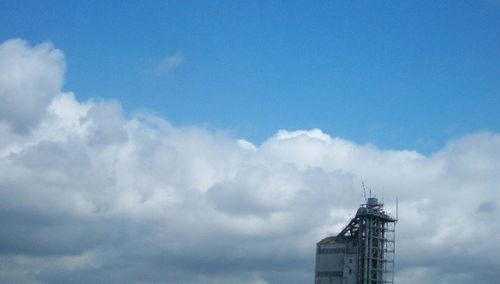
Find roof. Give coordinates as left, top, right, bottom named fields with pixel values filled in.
left=317, top=236, right=337, bottom=245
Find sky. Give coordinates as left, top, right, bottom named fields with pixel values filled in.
left=2, top=1, right=500, bottom=152
left=0, top=1, right=499, bottom=283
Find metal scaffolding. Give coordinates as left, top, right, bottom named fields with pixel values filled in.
left=315, top=197, right=396, bottom=284
left=341, top=198, right=396, bottom=284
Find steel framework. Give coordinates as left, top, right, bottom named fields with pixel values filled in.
left=336, top=198, right=396, bottom=284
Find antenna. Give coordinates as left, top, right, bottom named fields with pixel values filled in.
left=396, top=197, right=399, bottom=223
left=362, top=182, right=367, bottom=202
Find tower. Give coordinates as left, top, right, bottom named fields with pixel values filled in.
left=315, top=197, right=396, bottom=284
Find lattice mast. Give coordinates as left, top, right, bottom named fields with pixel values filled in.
left=338, top=197, right=396, bottom=284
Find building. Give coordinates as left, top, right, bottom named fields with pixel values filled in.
left=314, top=197, right=396, bottom=284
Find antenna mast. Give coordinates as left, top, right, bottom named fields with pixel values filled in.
left=362, top=182, right=367, bottom=202
left=396, top=197, right=399, bottom=223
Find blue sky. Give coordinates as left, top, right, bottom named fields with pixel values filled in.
left=1, top=0, right=499, bottom=152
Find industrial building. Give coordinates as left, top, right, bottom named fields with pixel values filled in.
left=314, top=197, right=396, bottom=284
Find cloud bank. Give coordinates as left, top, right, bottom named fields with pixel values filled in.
left=0, top=39, right=499, bottom=283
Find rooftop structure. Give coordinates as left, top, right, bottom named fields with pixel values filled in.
left=315, top=197, right=396, bottom=284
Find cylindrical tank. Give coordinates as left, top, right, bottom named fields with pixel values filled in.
left=367, top=197, right=378, bottom=207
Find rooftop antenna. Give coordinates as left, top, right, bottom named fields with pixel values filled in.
left=362, top=182, right=367, bottom=202
left=396, top=197, right=399, bottom=223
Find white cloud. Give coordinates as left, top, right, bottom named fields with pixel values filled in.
left=0, top=39, right=65, bottom=132
left=0, top=38, right=499, bottom=283
left=157, top=50, right=184, bottom=74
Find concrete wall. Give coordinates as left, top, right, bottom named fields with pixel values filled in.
left=315, top=242, right=345, bottom=284
left=342, top=254, right=357, bottom=284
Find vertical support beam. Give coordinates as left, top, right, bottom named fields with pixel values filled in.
left=364, top=218, right=369, bottom=284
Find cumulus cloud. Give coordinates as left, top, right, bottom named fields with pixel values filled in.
left=0, top=39, right=65, bottom=132
left=0, top=39, right=499, bottom=283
